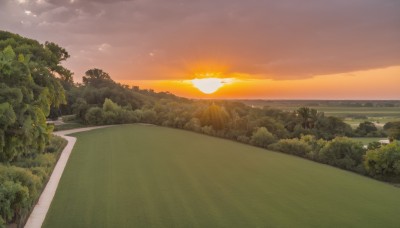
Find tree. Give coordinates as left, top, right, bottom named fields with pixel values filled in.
left=319, top=137, right=365, bottom=171
left=314, top=116, right=353, bottom=140
left=268, top=138, right=312, bottom=157
left=82, top=68, right=113, bottom=88
left=364, top=143, right=400, bottom=179
left=356, top=121, right=377, bottom=136
left=384, top=121, right=400, bottom=141
left=0, top=39, right=67, bottom=162
left=250, top=127, right=277, bottom=148
left=200, top=103, right=230, bottom=131
left=254, top=116, right=288, bottom=139
left=85, top=107, right=104, bottom=125
left=297, top=107, right=311, bottom=129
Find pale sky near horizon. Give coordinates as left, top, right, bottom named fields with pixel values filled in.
left=1, top=0, right=399, bottom=99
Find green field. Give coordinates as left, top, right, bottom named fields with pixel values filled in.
left=43, top=125, right=400, bottom=227
left=238, top=100, right=400, bottom=127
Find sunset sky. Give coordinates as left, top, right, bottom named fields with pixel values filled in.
left=1, top=0, right=399, bottom=99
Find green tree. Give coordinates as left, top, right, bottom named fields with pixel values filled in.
left=356, top=121, right=377, bottom=136
left=268, top=138, right=312, bottom=157
left=0, top=181, right=29, bottom=224
left=384, top=121, right=400, bottom=141
left=82, top=68, right=113, bottom=88
left=250, top=127, right=277, bottom=148
left=0, top=41, right=67, bottom=162
left=297, top=107, right=311, bottom=129
left=364, top=143, right=400, bottom=179
left=85, top=107, right=104, bottom=125
left=200, top=103, right=230, bottom=131
left=319, top=137, right=365, bottom=171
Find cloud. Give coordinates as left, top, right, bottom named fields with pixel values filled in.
left=98, top=43, right=111, bottom=52
left=1, top=0, right=399, bottom=80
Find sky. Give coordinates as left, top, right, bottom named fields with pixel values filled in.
left=1, top=0, right=400, bottom=99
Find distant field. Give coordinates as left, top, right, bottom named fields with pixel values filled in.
left=279, top=106, right=400, bottom=128
left=351, top=137, right=386, bottom=145
left=237, top=100, right=400, bottom=127
left=43, top=125, right=400, bottom=228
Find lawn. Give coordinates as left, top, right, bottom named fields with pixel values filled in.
left=43, top=125, right=400, bottom=228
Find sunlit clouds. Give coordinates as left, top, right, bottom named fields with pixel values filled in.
left=1, top=0, right=400, bottom=98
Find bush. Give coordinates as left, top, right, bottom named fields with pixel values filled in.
left=85, top=107, right=104, bottom=125
left=237, top=135, right=250, bottom=143
left=45, top=135, right=66, bottom=153
left=268, top=138, right=312, bottom=157
left=0, top=216, right=5, bottom=228
left=384, top=121, right=400, bottom=140
left=299, top=135, right=327, bottom=159
left=250, top=127, right=277, bottom=148
left=141, top=109, right=157, bottom=123
left=0, top=181, right=29, bottom=224
left=364, top=142, right=400, bottom=180
left=0, top=165, right=42, bottom=201
left=319, top=137, right=365, bottom=171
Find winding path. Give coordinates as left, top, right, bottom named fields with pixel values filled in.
left=24, top=126, right=111, bottom=228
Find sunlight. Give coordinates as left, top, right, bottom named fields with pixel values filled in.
left=191, top=78, right=234, bottom=94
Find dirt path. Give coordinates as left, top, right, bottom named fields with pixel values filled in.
left=24, top=126, right=111, bottom=228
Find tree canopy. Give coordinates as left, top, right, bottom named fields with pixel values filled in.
left=0, top=31, right=68, bottom=162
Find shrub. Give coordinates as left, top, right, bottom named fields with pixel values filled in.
left=299, top=135, right=327, bottom=159
left=0, top=165, right=42, bottom=200
left=61, top=115, right=76, bottom=122
left=250, top=127, right=277, bottom=148
left=45, top=135, right=67, bottom=154
left=268, top=138, right=312, bottom=157
left=237, top=135, right=250, bottom=144
left=319, top=137, right=365, bottom=171
left=364, top=142, right=400, bottom=180
left=0, top=181, right=29, bottom=224
left=85, top=107, right=104, bottom=125
left=0, top=216, right=5, bottom=228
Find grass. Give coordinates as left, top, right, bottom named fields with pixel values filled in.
left=43, top=125, right=400, bottom=228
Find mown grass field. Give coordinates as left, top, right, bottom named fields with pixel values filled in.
left=43, top=125, right=400, bottom=228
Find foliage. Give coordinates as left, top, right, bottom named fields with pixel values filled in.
left=319, top=137, right=365, bottom=171
left=355, top=121, right=379, bottom=137
left=364, top=142, right=400, bottom=180
left=250, top=127, right=277, bottom=148
left=384, top=121, right=400, bottom=140
left=0, top=216, right=4, bottom=228
left=0, top=130, right=66, bottom=225
left=200, top=103, right=229, bottom=130
left=0, top=31, right=68, bottom=162
left=268, top=138, right=312, bottom=157
left=0, top=181, right=29, bottom=223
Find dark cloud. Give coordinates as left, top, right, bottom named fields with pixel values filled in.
left=1, top=0, right=399, bottom=80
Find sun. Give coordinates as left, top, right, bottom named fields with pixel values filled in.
left=192, top=78, right=233, bottom=94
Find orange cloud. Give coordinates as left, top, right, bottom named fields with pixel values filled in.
left=118, top=66, right=400, bottom=99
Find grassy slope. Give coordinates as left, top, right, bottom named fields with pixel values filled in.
left=43, top=125, right=400, bottom=228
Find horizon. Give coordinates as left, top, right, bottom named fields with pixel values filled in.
left=1, top=0, right=400, bottom=99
